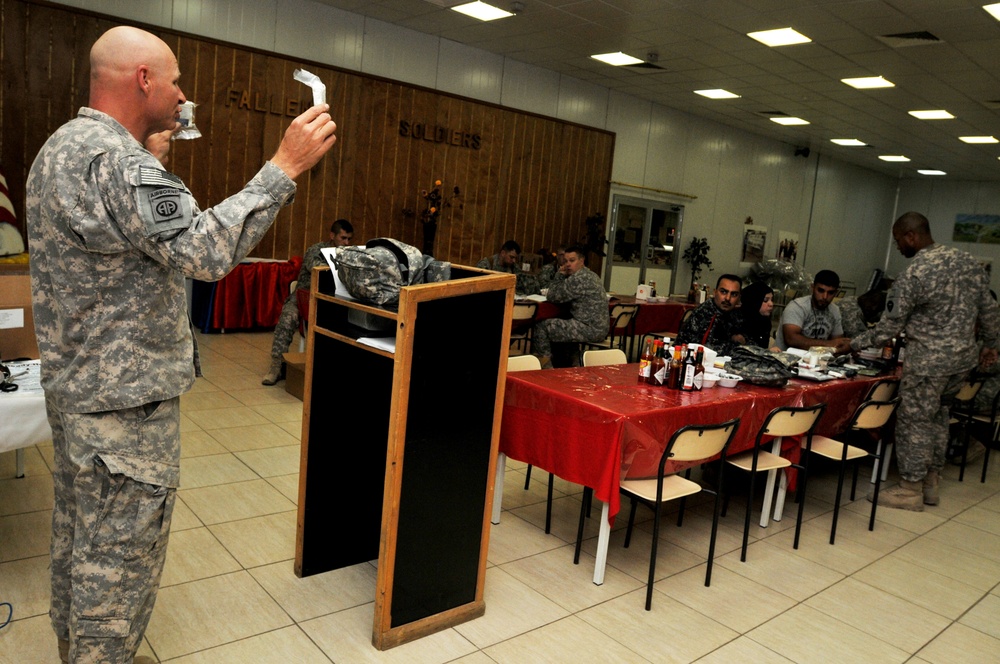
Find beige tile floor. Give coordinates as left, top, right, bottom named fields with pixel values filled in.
left=2, top=330, right=1000, bottom=662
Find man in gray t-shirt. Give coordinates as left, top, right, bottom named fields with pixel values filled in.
left=775, top=269, right=851, bottom=354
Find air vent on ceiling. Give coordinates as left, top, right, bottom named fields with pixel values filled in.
left=876, top=31, right=942, bottom=48
left=757, top=110, right=788, bottom=117
left=983, top=100, right=1000, bottom=110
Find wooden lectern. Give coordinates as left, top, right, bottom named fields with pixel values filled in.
left=295, top=265, right=514, bottom=650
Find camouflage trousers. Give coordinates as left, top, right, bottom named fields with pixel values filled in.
left=896, top=370, right=969, bottom=482
left=270, top=291, right=301, bottom=359
left=532, top=317, right=605, bottom=358
left=47, top=398, right=180, bottom=664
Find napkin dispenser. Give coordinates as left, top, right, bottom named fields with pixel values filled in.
left=635, top=284, right=651, bottom=300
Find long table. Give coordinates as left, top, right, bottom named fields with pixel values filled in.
left=494, top=364, right=893, bottom=583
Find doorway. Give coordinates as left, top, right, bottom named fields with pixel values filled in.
left=604, top=195, right=684, bottom=296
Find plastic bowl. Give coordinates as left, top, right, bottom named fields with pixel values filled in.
left=717, top=374, right=742, bottom=388
left=701, top=373, right=719, bottom=389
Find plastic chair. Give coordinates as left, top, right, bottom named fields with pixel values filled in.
left=808, top=398, right=900, bottom=543
left=947, top=378, right=985, bottom=482
left=586, top=304, right=639, bottom=357
left=583, top=348, right=628, bottom=367
left=615, top=418, right=740, bottom=609
left=865, top=379, right=900, bottom=483
left=509, top=302, right=538, bottom=356
left=723, top=403, right=826, bottom=562
left=505, top=354, right=556, bottom=533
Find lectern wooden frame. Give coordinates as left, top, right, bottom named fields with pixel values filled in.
left=295, top=265, right=515, bottom=650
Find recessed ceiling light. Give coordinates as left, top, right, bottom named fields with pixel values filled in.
left=830, top=138, right=867, bottom=146
left=590, top=52, right=644, bottom=66
left=451, top=1, right=513, bottom=21
left=917, top=169, right=947, bottom=175
left=770, top=116, right=809, bottom=126
left=747, top=28, right=811, bottom=47
left=985, top=3, right=1000, bottom=21
left=694, top=89, right=741, bottom=99
left=879, top=155, right=910, bottom=162
left=960, top=135, right=999, bottom=144
left=841, top=76, right=895, bottom=89
left=909, top=110, right=954, bottom=120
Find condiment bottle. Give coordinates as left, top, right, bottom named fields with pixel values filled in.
left=667, top=344, right=683, bottom=389
left=638, top=339, right=653, bottom=383
left=693, top=347, right=705, bottom=391
left=647, top=341, right=664, bottom=386
left=653, top=342, right=669, bottom=386
left=681, top=347, right=696, bottom=391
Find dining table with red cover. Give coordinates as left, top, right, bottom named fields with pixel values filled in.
left=497, top=363, right=895, bottom=583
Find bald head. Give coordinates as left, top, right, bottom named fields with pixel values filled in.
left=89, top=26, right=186, bottom=144
left=892, top=211, right=934, bottom=258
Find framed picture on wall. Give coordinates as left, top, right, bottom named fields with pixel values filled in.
left=740, top=225, right=767, bottom=267
left=776, top=230, right=800, bottom=263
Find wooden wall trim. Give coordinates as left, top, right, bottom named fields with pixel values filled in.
left=1, top=0, right=614, bottom=268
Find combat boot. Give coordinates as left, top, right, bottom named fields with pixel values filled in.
left=261, top=358, right=284, bottom=385
left=923, top=470, right=940, bottom=505
left=868, top=479, right=924, bottom=511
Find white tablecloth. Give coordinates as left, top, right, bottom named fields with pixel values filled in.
left=1, top=361, right=52, bottom=477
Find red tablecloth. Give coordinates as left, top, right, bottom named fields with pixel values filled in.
left=500, top=364, right=893, bottom=522
left=533, top=298, right=694, bottom=337
left=206, top=258, right=301, bottom=331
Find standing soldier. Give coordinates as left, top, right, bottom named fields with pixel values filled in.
left=27, top=26, right=337, bottom=663
left=849, top=212, right=999, bottom=510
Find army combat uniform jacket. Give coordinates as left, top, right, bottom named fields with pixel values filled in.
left=851, top=243, right=1000, bottom=375
left=28, top=108, right=296, bottom=422
left=477, top=253, right=539, bottom=295
left=676, top=299, right=743, bottom=355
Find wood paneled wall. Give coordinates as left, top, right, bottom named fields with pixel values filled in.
left=0, top=0, right=614, bottom=268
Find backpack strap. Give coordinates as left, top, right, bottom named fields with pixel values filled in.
left=366, top=238, right=410, bottom=283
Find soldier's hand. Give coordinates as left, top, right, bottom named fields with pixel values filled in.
left=271, top=104, right=337, bottom=180
left=832, top=337, right=853, bottom=355
left=145, top=123, right=181, bottom=165
left=980, top=346, right=998, bottom=368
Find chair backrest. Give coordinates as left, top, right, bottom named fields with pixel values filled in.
left=663, top=418, right=741, bottom=467
left=865, top=379, right=898, bottom=402
left=583, top=349, right=628, bottom=367
left=512, top=302, right=538, bottom=323
left=609, top=304, right=639, bottom=331
left=851, top=397, right=901, bottom=430
left=760, top=403, right=826, bottom=439
left=507, top=355, right=542, bottom=372
left=290, top=279, right=298, bottom=295
left=954, top=379, right=984, bottom=403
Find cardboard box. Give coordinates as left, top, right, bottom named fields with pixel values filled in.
left=283, top=351, right=306, bottom=401
left=0, top=267, right=39, bottom=360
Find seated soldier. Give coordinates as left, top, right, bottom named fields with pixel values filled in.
left=675, top=274, right=746, bottom=355
left=536, top=246, right=566, bottom=290
left=532, top=244, right=607, bottom=368
left=776, top=269, right=851, bottom=354
left=477, top=239, right=539, bottom=295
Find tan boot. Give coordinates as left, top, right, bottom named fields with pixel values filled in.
left=261, top=358, right=284, bottom=385
left=923, top=470, right=940, bottom=506
left=134, top=656, right=157, bottom=663
left=868, top=479, right=924, bottom=511
left=58, top=639, right=69, bottom=664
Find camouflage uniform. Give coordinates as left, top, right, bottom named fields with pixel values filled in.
left=838, top=296, right=869, bottom=338
left=851, top=243, right=1000, bottom=481
left=270, top=241, right=330, bottom=359
left=477, top=253, right=539, bottom=295
left=27, top=108, right=295, bottom=663
left=675, top=299, right=743, bottom=355
left=532, top=266, right=607, bottom=357
left=536, top=262, right=558, bottom=290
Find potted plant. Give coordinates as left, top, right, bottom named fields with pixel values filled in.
left=682, top=237, right=712, bottom=302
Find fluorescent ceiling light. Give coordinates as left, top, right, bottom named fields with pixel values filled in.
left=830, top=138, right=866, bottom=146
left=879, top=155, right=910, bottom=162
left=985, top=3, right=1000, bottom=21
left=694, top=89, right=741, bottom=99
left=590, top=52, right=644, bottom=66
left=917, top=169, right=947, bottom=175
left=909, top=110, right=954, bottom=120
left=841, top=76, right=894, bottom=89
left=770, top=116, right=809, bottom=126
left=747, top=28, right=811, bottom=47
left=451, top=1, right=513, bottom=21
left=960, top=135, right=999, bottom=144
